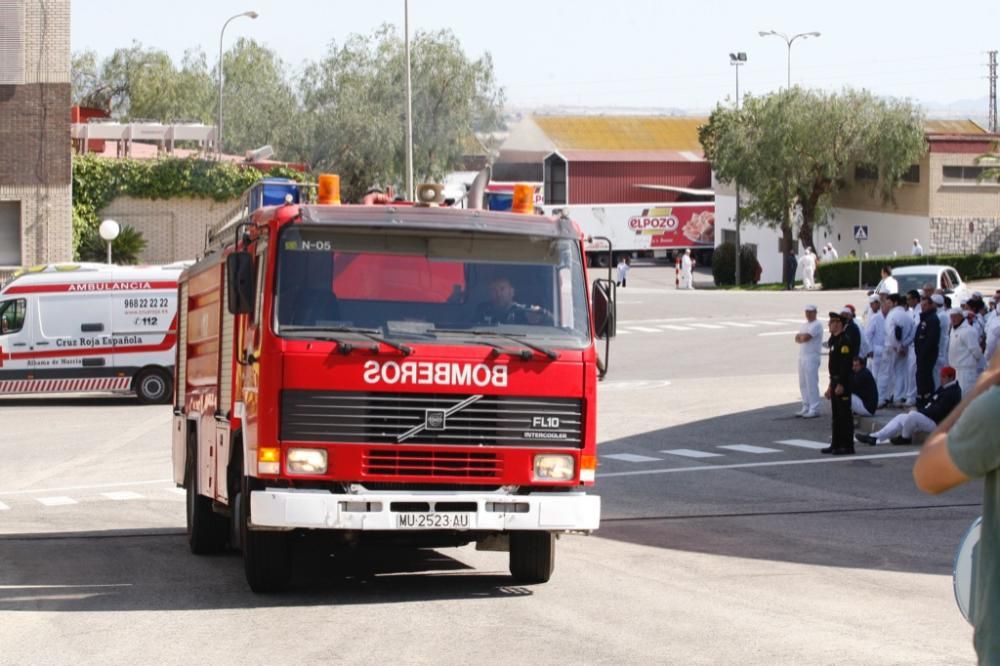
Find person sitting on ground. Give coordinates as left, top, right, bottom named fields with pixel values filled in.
left=851, top=356, right=879, bottom=417
left=475, top=277, right=548, bottom=325
left=856, top=366, right=962, bottom=446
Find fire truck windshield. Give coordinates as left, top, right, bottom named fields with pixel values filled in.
left=274, top=227, right=591, bottom=348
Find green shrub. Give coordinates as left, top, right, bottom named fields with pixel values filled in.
left=816, top=253, right=1000, bottom=290
left=712, top=242, right=759, bottom=286
left=77, top=224, right=148, bottom=265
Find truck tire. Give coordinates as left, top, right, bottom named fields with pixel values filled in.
left=186, top=440, right=228, bottom=554
left=240, top=475, right=292, bottom=593
left=509, top=531, right=555, bottom=584
left=135, top=367, right=172, bottom=405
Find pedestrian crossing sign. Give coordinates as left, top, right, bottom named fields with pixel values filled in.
left=853, top=225, right=869, bottom=241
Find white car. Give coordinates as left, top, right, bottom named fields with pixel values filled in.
left=874, top=264, right=971, bottom=303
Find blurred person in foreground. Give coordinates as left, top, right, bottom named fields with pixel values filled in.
left=914, top=354, right=1000, bottom=665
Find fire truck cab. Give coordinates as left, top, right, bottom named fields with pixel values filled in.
left=173, top=177, right=616, bottom=592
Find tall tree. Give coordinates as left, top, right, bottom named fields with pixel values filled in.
left=298, top=24, right=505, bottom=202
left=700, top=88, right=926, bottom=252
left=977, top=142, right=1000, bottom=183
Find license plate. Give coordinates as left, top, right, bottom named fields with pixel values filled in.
left=395, top=512, right=475, bottom=530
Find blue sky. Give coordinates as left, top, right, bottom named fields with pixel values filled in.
left=72, top=0, right=999, bottom=115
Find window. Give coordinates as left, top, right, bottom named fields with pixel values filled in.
left=854, top=164, right=878, bottom=181
left=943, top=166, right=989, bottom=183
left=0, top=202, right=21, bottom=266
left=0, top=0, right=25, bottom=85
left=544, top=154, right=567, bottom=205
left=901, top=164, right=920, bottom=184
left=0, top=298, right=26, bottom=335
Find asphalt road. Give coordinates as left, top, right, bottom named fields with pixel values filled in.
left=2, top=263, right=996, bottom=664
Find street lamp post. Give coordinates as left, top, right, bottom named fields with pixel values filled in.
left=404, top=0, right=414, bottom=201
left=730, top=52, right=746, bottom=286
left=218, top=10, right=259, bottom=155
left=100, top=219, right=120, bottom=265
left=757, top=30, right=820, bottom=88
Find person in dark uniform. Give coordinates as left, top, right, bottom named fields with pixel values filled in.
left=914, top=293, right=942, bottom=402
left=823, top=311, right=858, bottom=455
left=850, top=356, right=879, bottom=417
left=475, top=277, right=549, bottom=325
left=841, top=305, right=863, bottom=356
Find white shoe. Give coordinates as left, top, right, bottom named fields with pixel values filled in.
left=795, top=408, right=807, bottom=417
left=801, top=411, right=820, bottom=419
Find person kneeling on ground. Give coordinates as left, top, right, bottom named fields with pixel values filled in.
left=856, top=366, right=962, bottom=446
left=851, top=356, right=879, bottom=417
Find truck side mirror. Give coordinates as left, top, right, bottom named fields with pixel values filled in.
left=592, top=279, right=616, bottom=340
left=226, top=252, right=255, bottom=315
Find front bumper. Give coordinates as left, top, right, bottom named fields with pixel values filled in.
left=250, top=489, right=601, bottom=532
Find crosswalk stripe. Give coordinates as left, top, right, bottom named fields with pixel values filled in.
left=687, top=323, right=724, bottom=330
left=37, top=496, right=78, bottom=507
left=101, top=491, right=145, bottom=501
left=0, top=500, right=9, bottom=511
left=631, top=327, right=662, bottom=333
left=777, top=318, right=806, bottom=324
left=720, top=322, right=756, bottom=328
left=719, top=444, right=782, bottom=454
left=657, top=325, right=693, bottom=331
left=167, top=488, right=186, bottom=495
left=603, top=453, right=663, bottom=463
left=775, top=439, right=829, bottom=450
left=660, top=448, right=724, bottom=458
left=750, top=320, right=785, bottom=326
left=616, top=329, right=632, bottom=334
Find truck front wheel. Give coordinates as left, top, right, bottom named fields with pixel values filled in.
left=509, top=531, right=555, bottom=583
left=240, top=475, right=292, bottom=593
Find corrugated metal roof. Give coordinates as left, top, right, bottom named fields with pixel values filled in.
left=924, top=119, right=987, bottom=135
left=533, top=116, right=706, bottom=153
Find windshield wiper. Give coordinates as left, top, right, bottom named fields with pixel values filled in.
left=433, top=329, right=558, bottom=361
left=280, top=325, right=413, bottom=356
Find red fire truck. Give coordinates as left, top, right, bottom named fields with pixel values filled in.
left=172, top=176, right=616, bottom=592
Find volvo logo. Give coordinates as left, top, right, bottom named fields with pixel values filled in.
left=397, top=395, right=483, bottom=442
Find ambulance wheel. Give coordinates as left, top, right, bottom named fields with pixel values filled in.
left=186, top=440, right=228, bottom=554
left=135, top=367, right=172, bottom=405
left=509, top=531, right=555, bottom=584
left=240, top=475, right=292, bottom=593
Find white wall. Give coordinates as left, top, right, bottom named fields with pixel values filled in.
left=812, top=209, right=930, bottom=261
left=714, top=192, right=785, bottom=284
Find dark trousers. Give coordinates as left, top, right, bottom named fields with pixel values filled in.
left=916, top=355, right=936, bottom=400
left=831, top=392, right=855, bottom=449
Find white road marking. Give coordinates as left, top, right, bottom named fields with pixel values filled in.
left=776, top=439, right=830, bottom=450
left=616, top=329, right=632, bottom=334
left=758, top=330, right=799, bottom=337
left=750, top=320, right=785, bottom=326
left=657, top=325, right=693, bottom=331
left=167, top=488, right=186, bottom=496
left=660, top=449, right=724, bottom=458
left=631, top=327, right=663, bottom=333
left=777, top=318, right=808, bottom=324
left=599, top=380, right=672, bottom=391
left=719, top=444, right=782, bottom=454
left=603, top=453, right=664, bottom=463
left=618, top=318, right=697, bottom=324
left=0, top=478, right=173, bottom=497
left=720, top=322, right=756, bottom=328
left=0, top=500, right=9, bottom=511
left=36, top=496, right=78, bottom=507
left=101, top=491, right=145, bottom=501
left=599, top=451, right=919, bottom=478
left=687, top=323, right=724, bottom=330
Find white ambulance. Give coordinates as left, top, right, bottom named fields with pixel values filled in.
left=0, top=263, right=186, bottom=403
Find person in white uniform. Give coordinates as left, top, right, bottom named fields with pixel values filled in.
left=798, top=248, right=817, bottom=290
left=949, top=308, right=984, bottom=396
left=855, top=367, right=961, bottom=446
left=903, top=290, right=921, bottom=406
left=615, top=256, right=629, bottom=287
left=827, top=243, right=839, bottom=260
left=877, top=266, right=899, bottom=295
left=864, top=294, right=885, bottom=383
left=987, top=310, right=1000, bottom=364
left=884, top=293, right=915, bottom=405
left=679, top=249, right=694, bottom=290
left=911, top=238, right=924, bottom=256
left=875, top=295, right=894, bottom=407
left=795, top=305, right=824, bottom=418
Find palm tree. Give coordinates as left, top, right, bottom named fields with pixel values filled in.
left=77, top=224, right=148, bottom=264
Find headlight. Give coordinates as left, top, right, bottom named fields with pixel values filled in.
left=533, top=454, right=574, bottom=481
left=286, top=448, right=328, bottom=474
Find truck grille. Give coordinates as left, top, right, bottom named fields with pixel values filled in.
left=363, top=450, right=502, bottom=479
left=281, top=390, right=584, bottom=448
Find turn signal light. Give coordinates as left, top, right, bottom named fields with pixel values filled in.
left=511, top=183, right=534, bottom=215
left=318, top=174, right=341, bottom=205
left=580, top=455, right=597, bottom=482
left=258, top=446, right=280, bottom=475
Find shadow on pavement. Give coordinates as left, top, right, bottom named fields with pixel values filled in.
left=595, top=401, right=982, bottom=576
left=0, top=529, right=533, bottom=612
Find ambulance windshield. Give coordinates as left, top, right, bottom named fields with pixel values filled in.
left=274, top=227, right=590, bottom=348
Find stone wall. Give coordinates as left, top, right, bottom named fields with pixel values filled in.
left=99, top=196, right=240, bottom=264
left=930, top=217, right=1000, bottom=254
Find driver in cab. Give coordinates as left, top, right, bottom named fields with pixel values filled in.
left=476, top=277, right=547, bottom=325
